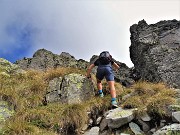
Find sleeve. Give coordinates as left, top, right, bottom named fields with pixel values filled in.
left=111, top=59, right=114, bottom=65
left=94, top=59, right=99, bottom=66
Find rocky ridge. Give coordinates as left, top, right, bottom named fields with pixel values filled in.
left=15, top=49, right=89, bottom=70
left=15, top=49, right=135, bottom=87
left=130, top=19, right=180, bottom=88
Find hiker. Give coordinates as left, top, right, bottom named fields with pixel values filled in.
left=86, top=51, right=120, bottom=107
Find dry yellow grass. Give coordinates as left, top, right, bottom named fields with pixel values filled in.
left=43, top=67, right=86, bottom=81
left=0, top=68, right=112, bottom=135
left=1, top=67, right=177, bottom=134
left=2, top=96, right=111, bottom=135
left=2, top=118, right=57, bottom=135
left=121, top=81, right=177, bottom=117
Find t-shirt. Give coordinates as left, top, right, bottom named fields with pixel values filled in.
left=94, top=58, right=114, bottom=66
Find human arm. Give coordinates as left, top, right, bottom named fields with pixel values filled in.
left=113, top=62, right=120, bottom=70
left=86, top=64, right=95, bottom=78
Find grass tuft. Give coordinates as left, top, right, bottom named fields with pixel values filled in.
left=44, top=67, right=86, bottom=81
left=121, top=81, right=177, bottom=117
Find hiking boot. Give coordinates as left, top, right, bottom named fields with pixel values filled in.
left=99, top=93, right=104, bottom=97
left=111, top=100, right=118, bottom=108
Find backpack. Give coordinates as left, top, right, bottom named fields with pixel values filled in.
left=99, top=51, right=112, bottom=65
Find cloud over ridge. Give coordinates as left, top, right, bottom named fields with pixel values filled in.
left=0, top=0, right=179, bottom=67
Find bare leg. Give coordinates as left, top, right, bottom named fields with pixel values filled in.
left=96, top=78, right=104, bottom=97
left=97, top=78, right=102, bottom=90
left=108, top=81, right=116, bottom=98
left=108, top=81, right=118, bottom=107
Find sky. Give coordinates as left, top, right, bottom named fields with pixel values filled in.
left=0, top=0, right=179, bottom=67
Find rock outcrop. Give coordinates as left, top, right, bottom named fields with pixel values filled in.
left=130, top=19, right=180, bottom=88
left=46, top=73, right=95, bottom=104
left=0, top=58, right=20, bottom=76
left=16, top=49, right=134, bottom=87
left=153, top=124, right=180, bottom=135
left=105, top=108, right=135, bottom=129
left=15, top=49, right=89, bottom=70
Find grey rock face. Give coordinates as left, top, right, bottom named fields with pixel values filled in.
left=140, top=112, right=151, bottom=122
left=114, top=62, right=135, bottom=87
left=45, top=73, right=95, bottom=104
left=84, top=126, right=99, bottom=135
left=99, top=118, right=108, bottom=132
left=129, top=122, right=144, bottom=135
left=137, top=119, right=150, bottom=132
left=152, top=123, right=180, bottom=135
left=46, top=77, right=63, bottom=103
left=105, top=107, right=135, bottom=129
left=60, top=73, right=95, bottom=104
left=15, top=49, right=89, bottom=70
left=172, top=111, right=180, bottom=123
left=0, top=58, right=19, bottom=75
left=130, top=19, right=180, bottom=88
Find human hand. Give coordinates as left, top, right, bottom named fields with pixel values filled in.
left=86, top=74, right=91, bottom=79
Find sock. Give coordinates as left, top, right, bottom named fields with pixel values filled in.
left=98, top=90, right=103, bottom=94
left=111, top=98, right=116, bottom=101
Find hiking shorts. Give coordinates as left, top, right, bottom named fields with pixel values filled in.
left=96, top=66, right=114, bottom=81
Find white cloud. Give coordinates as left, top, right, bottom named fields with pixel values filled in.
left=0, top=0, right=179, bottom=67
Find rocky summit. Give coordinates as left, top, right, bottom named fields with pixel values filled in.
left=130, top=19, right=180, bottom=88
left=15, top=49, right=89, bottom=70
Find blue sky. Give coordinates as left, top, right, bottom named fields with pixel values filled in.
left=0, top=0, right=179, bottom=67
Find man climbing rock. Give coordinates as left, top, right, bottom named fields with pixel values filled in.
left=86, top=51, right=120, bottom=108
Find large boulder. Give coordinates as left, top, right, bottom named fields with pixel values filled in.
left=46, top=73, right=95, bottom=104
left=152, top=123, right=180, bottom=135
left=46, top=77, right=63, bottom=103
left=15, top=49, right=89, bottom=70
left=130, top=19, right=180, bottom=88
left=105, top=107, right=135, bottom=129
